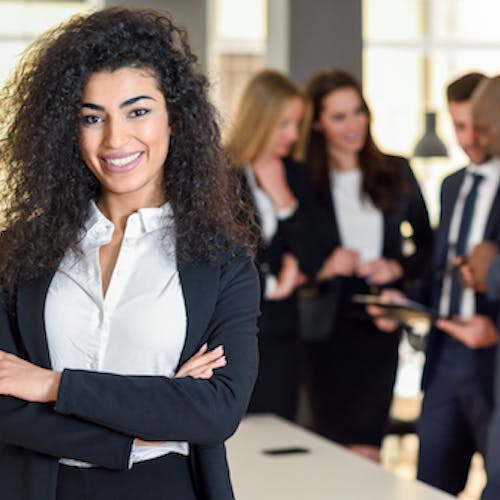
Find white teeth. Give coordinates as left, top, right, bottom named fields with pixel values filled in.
left=105, top=152, right=141, bottom=167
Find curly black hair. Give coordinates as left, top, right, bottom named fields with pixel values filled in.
left=0, top=7, right=256, bottom=291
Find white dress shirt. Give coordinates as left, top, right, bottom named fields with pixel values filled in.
left=439, top=157, right=500, bottom=317
left=330, top=168, right=383, bottom=263
left=45, top=201, right=188, bottom=467
left=244, top=164, right=298, bottom=298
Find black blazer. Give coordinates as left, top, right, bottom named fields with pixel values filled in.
left=315, top=156, right=433, bottom=305
left=242, top=158, right=323, bottom=338
left=422, top=167, right=500, bottom=388
left=0, top=254, right=260, bottom=500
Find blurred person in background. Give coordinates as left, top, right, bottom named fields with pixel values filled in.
left=226, top=69, right=322, bottom=421
left=455, top=74, right=500, bottom=500
left=301, top=68, right=433, bottom=461
left=370, top=72, right=500, bottom=496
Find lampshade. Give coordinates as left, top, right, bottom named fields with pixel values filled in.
left=413, top=111, right=447, bottom=158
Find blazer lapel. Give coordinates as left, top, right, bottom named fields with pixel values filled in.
left=483, top=184, right=500, bottom=241
left=323, top=187, right=341, bottom=249
left=16, top=272, right=54, bottom=368
left=433, top=170, right=465, bottom=272
left=178, top=261, right=220, bottom=365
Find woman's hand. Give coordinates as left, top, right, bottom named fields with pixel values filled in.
left=175, top=344, right=226, bottom=379
left=366, top=288, right=406, bottom=333
left=356, top=258, right=402, bottom=285
left=268, top=253, right=306, bottom=300
left=136, top=345, right=227, bottom=448
left=316, top=247, right=358, bottom=281
left=253, top=158, right=297, bottom=211
left=0, top=350, right=61, bottom=402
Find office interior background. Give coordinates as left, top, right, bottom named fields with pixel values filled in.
left=1, top=0, right=498, bottom=497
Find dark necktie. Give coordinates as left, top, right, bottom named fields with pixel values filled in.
left=448, top=173, right=484, bottom=316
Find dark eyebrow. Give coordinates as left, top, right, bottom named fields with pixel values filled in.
left=81, top=95, right=157, bottom=112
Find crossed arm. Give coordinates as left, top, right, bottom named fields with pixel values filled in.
left=0, top=257, right=260, bottom=468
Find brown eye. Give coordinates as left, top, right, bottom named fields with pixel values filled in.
left=129, top=108, right=150, bottom=118
left=80, top=115, right=102, bottom=126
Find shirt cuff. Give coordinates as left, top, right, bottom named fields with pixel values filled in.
left=276, top=200, right=298, bottom=220
left=264, top=275, right=278, bottom=300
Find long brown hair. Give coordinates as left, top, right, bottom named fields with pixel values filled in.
left=303, top=69, right=406, bottom=212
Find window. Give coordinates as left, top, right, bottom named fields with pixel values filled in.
left=364, top=0, right=500, bottom=224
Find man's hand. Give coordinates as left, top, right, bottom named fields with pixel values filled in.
left=436, top=314, right=498, bottom=348
left=460, top=241, right=499, bottom=292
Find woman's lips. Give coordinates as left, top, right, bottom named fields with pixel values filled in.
left=100, top=151, right=143, bottom=173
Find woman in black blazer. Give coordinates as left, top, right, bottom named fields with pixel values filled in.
left=226, top=70, right=322, bottom=421
left=301, top=69, right=433, bottom=461
left=0, top=8, right=259, bottom=500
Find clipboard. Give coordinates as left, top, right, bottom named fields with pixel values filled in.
left=351, top=294, right=440, bottom=325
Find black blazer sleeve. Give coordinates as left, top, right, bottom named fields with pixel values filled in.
left=487, top=256, right=500, bottom=301
left=0, top=299, right=133, bottom=470
left=254, top=159, right=323, bottom=283
left=54, top=256, right=260, bottom=444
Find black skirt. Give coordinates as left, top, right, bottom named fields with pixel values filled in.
left=304, top=277, right=400, bottom=447
left=56, top=453, right=198, bottom=500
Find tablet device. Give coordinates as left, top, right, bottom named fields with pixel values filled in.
left=352, top=294, right=439, bottom=325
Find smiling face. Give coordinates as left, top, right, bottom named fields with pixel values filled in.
left=317, top=87, right=368, bottom=156
left=79, top=66, right=171, bottom=208
left=262, top=96, right=304, bottom=159
left=448, top=100, right=486, bottom=164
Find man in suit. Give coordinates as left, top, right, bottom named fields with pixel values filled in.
left=370, top=72, right=500, bottom=495
left=416, top=72, right=500, bottom=496
left=455, top=75, right=500, bottom=500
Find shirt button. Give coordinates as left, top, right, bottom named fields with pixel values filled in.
left=89, top=360, right=98, bottom=370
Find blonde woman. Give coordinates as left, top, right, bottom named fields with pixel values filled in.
left=226, top=70, right=321, bottom=420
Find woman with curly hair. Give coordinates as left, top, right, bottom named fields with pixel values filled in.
left=226, top=69, right=322, bottom=421
left=301, top=69, right=433, bottom=461
left=0, top=7, right=259, bottom=500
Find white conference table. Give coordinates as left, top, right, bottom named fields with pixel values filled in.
left=226, top=415, right=453, bottom=500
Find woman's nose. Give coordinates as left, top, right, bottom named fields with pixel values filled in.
left=104, top=117, right=129, bottom=149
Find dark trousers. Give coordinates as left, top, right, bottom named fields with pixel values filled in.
left=56, top=453, right=198, bottom=500
left=482, top=408, right=500, bottom=499
left=418, top=340, right=494, bottom=495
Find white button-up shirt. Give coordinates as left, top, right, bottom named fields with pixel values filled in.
left=45, top=201, right=188, bottom=467
left=330, top=168, right=383, bottom=263
left=440, top=157, right=500, bottom=317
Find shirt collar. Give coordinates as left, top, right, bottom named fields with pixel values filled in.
left=84, top=200, right=173, bottom=242
left=467, top=156, right=500, bottom=182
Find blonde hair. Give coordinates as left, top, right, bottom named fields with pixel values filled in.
left=226, top=69, right=305, bottom=167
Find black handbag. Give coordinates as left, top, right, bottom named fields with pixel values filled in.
left=297, top=284, right=337, bottom=342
